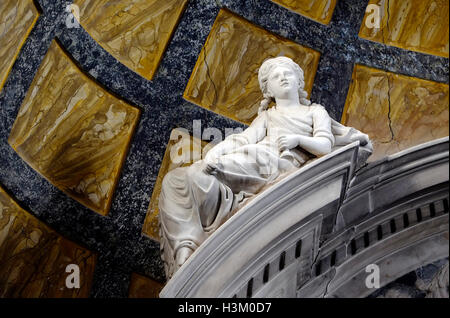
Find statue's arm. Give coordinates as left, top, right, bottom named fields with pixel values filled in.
left=278, top=105, right=334, bottom=156
left=204, top=112, right=267, bottom=163
left=302, top=105, right=335, bottom=156
left=294, top=135, right=332, bottom=156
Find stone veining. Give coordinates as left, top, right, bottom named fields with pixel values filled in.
left=359, top=0, right=449, bottom=58
left=270, top=0, right=337, bottom=25
left=342, top=64, right=449, bottom=161
left=143, top=129, right=211, bottom=240
left=0, top=186, right=96, bottom=297
left=74, top=0, right=188, bottom=81
left=0, top=0, right=39, bottom=91
left=8, top=41, right=140, bottom=215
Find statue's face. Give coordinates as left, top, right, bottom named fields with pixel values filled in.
left=266, top=66, right=299, bottom=99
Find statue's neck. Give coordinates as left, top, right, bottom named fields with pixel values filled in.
left=275, top=98, right=305, bottom=111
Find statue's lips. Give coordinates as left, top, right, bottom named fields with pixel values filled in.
left=280, top=81, right=290, bottom=87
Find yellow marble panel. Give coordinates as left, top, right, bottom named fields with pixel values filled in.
left=74, top=0, right=188, bottom=81
left=270, top=0, right=337, bottom=24
left=8, top=41, right=140, bottom=215
left=0, top=0, right=39, bottom=91
left=359, top=0, right=449, bottom=58
left=128, top=273, right=164, bottom=298
left=0, top=186, right=96, bottom=298
left=342, top=64, right=449, bottom=161
left=142, top=129, right=212, bottom=240
left=183, top=9, right=321, bottom=125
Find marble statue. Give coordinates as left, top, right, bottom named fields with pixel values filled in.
left=159, top=57, right=372, bottom=279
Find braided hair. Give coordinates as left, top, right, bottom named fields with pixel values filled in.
left=257, top=56, right=311, bottom=114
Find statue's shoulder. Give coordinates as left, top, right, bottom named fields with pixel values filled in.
left=310, top=103, right=326, bottom=111
left=249, top=109, right=269, bottom=127
left=309, top=103, right=330, bottom=117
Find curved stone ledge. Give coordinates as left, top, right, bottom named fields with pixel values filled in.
left=160, top=142, right=359, bottom=297
left=160, top=137, right=449, bottom=298
left=336, top=136, right=449, bottom=229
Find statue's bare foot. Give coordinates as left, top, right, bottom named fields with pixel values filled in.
left=176, top=246, right=193, bottom=267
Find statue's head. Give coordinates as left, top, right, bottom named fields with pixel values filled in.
left=257, top=56, right=311, bottom=113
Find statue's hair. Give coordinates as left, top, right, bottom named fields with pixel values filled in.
left=257, top=56, right=311, bottom=114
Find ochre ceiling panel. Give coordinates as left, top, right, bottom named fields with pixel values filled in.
left=128, top=273, right=164, bottom=298
left=8, top=41, right=140, bottom=215
left=359, top=0, right=449, bottom=58
left=74, top=0, right=188, bottom=80
left=342, top=64, right=449, bottom=161
left=183, top=9, right=321, bottom=125
left=270, top=0, right=337, bottom=24
left=0, top=0, right=39, bottom=91
left=0, top=186, right=96, bottom=297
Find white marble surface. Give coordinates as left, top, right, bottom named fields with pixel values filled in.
left=158, top=57, right=372, bottom=279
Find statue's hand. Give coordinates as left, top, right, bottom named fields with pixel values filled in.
left=203, top=162, right=219, bottom=175
left=277, top=135, right=300, bottom=152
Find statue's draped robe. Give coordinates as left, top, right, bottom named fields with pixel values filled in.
left=159, top=104, right=371, bottom=278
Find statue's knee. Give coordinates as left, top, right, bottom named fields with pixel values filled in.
left=161, top=167, right=186, bottom=190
